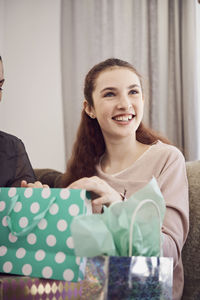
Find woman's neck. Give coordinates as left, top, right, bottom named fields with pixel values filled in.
left=101, top=136, right=150, bottom=174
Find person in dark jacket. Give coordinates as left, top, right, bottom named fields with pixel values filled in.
left=0, top=56, right=36, bottom=187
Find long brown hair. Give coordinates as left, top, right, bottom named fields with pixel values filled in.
left=60, top=58, right=170, bottom=187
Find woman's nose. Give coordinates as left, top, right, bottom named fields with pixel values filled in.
left=116, top=95, right=132, bottom=110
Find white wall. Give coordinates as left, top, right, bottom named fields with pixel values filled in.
left=0, top=0, right=66, bottom=172
left=197, top=2, right=200, bottom=157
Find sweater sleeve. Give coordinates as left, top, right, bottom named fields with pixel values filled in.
left=157, top=148, right=189, bottom=267
left=10, top=139, right=36, bottom=187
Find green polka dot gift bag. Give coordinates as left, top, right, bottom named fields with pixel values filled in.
left=0, top=187, right=92, bottom=281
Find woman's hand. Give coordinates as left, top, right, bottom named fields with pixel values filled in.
left=21, top=180, right=49, bottom=188
left=68, top=176, right=122, bottom=213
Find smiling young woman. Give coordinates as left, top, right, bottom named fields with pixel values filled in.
left=61, top=58, right=171, bottom=186
left=23, top=58, right=188, bottom=299
left=59, top=58, right=189, bottom=300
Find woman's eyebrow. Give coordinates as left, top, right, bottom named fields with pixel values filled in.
left=100, top=83, right=141, bottom=94
left=100, top=87, right=116, bottom=93
left=0, top=79, right=5, bottom=85
left=128, top=84, right=141, bottom=89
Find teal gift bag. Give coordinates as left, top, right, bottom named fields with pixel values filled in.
left=0, top=187, right=91, bottom=281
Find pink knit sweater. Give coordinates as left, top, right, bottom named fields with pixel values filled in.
left=96, top=140, right=189, bottom=300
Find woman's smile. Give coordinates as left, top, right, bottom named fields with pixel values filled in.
left=112, top=112, right=136, bottom=123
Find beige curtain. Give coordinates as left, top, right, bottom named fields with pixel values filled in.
left=61, top=0, right=199, bottom=161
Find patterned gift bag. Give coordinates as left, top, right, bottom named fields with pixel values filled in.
left=0, top=274, right=83, bottom=300
left=0, top=187, right=91, bottom=282
left=81, top=256, right=173, bottom=300
left=72, top=188, right=173, bottom=299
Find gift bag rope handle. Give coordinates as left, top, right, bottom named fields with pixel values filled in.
left=129, top=199, right=162, bottom=257
left=6, top=194, right=56, bottom=237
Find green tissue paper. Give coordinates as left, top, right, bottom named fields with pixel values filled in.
left=71, top=177, right=166, bottom=258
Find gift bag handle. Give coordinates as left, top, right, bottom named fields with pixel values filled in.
left=6, top=194, right=56, bottom=237
left=129, top=199, right=162, bottom=257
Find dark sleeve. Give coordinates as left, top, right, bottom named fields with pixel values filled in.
left=10, top=139, right=36, bottom=187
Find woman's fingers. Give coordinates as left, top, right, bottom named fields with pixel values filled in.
left=43, top=184, right=49, bottom=188
left=68, top=176, right=122, bottom=207
left=21, top=180, right=27, bottom=187
left=20, top=180, right=49, bottom=188
left=68, top=177, right=94, bottom=189
left=68, top=176, right=108, bottom=194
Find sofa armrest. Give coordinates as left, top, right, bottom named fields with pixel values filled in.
left=34, top=168, right=62, bottom=188
left=182, top=161, right=200, bottom=299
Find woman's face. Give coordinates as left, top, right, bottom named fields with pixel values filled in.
left=0, top=60, right=5, bottom=102
left=86, top=67, right=144, bottom=142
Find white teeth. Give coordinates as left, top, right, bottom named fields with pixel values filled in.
left=114, top=115, right=133, bottom=121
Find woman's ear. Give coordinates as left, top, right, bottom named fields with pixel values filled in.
left=83, top=100, right=96, bottom=119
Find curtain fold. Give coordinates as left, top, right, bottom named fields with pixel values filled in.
left=61, top=0, right=199, bottom=162
left=181, top=0, right=199, bottom=159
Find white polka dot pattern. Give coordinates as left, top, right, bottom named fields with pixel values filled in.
left=69, top=204, right=80, bottom=216
left=0, top=187, right=91, bottom=281
left=27, top=233, right=37, bottom=245
left=49, top=203, right=59, bottom=215
left=16, top=248, right=26, bottom=259
left=42, top=188, right=51, bottom=199
left=19, top=217, right=28, bottom=228
left=13, top=201, right=22, bottom=213
left=63, top=269, right=74, bottom=281
left=35, top=250, right=46, bottom=261
left=60, top=188, right=70, bottom=199
left=3, top=261, right=13, bottom=272
left=0, top=246, right=7, bottom=256
left=30, top=202, right=40, bottom=214
left=42, top=266, right=53, bottom=278
left=2, top=216, right=8, bottom=227
left=46, top=235, right=56, bottom=247
left=57, top=219, right=67, bottom=231
left=55, top=252, right=66, bottom=264
left=8, top=188, right=16, bottom=198
left=8, top=233, right=18, bottom=243
left=38, top=218, right=47, bottom=230
left=24, top=188, right=33, bottom=198
left=0, top=201, right=6, bottom=212
left=66, top=237, right=74, bottom=249
left=22, top=264, right=32, bottom=276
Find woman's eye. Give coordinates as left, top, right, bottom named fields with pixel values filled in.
left=104, top=92, right=115, bottom=97
left=129, top=89, right=138, bottom=95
